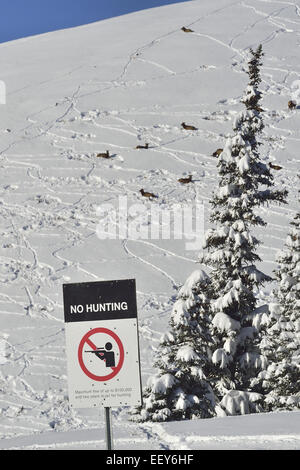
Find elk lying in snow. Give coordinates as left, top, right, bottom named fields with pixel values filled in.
left=181, top=122, right=198, bottom=131
left=269, top=162, right=282, bottom=170
left=97, top=150, right=111, bottom=158
left=288, top=100, right=296, bottom=110
left=212, top=148, right=223, bottom=157
left=178, top=175, right=193, bottom=184
left=136, top=143, right=149, bottom=149
left=181, top=26, right=194, bottom=33
left=140, top=189, right=158, bottom=199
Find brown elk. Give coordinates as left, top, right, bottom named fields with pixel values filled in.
left=181, top=122, right=198, bottom=131
left=97, top=150, right=111, bottom=158
left=136, top=143, right=149, bottom=149
left=288, top=100, right=296, bottom=110
left=178, top=175, right=193, bottom=184
left=212, top=148, right=223, bottom=157
left=181, top=26, right=194, bottom=33
left=269, top=162, right=282, bottom=170
left=140, top=189, right=158, bottom=199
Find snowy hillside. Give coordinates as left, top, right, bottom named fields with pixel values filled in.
left=0, top=0, right=299, bottom=450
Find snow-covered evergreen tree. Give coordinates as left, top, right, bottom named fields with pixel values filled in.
left=199, top=45, right=288, bottom=415
left=242, top=44, right=264, bottom=114
left=131, top=270, right=216, bottom=422
left=254, top=211, right=300, bottom=410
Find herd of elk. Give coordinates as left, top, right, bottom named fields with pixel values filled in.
left=96, top=60, right=295, bottom=198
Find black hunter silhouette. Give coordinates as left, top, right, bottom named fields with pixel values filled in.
left=85, top=342, right=115, bottom=367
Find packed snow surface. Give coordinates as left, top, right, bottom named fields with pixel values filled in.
left=0, top=0, right=299, bottom=450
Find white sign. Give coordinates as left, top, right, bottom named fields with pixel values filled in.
left=63, top=279, right=142, bottom=409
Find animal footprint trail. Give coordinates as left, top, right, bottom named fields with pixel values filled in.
left=0, top=0, right=299, bottom=450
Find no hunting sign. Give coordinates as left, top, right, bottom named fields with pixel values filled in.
left=63, top=279, right=142, bottom=409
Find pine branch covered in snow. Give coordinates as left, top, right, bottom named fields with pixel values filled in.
left=199, top=45, right=288, bottom=416
left=131, top=270, right=216, bottom=422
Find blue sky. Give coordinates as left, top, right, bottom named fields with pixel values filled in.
left=0, top=0, right=190, bottom=44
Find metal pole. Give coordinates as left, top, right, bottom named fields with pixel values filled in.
left=105, top=407, right=113, bottom=450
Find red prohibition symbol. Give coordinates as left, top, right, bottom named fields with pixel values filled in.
left=78, top=327, right=125, bottom=381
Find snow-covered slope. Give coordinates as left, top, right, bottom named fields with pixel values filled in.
left=0, top=410, right=299, bottom=450
left=0, top=0, right=299, bottom=450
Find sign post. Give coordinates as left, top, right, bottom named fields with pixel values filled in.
left=63, top=278, right=142, bottom=450
left=105, top=407, right=113, bottom=450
